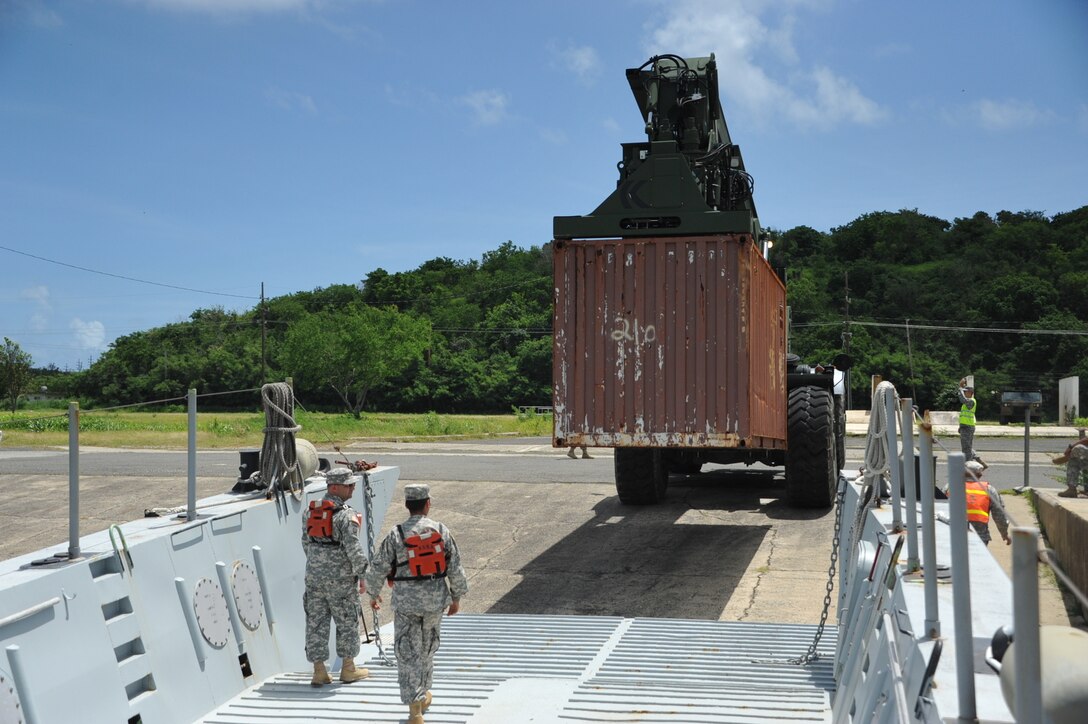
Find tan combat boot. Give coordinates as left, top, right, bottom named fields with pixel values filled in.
left=1058, top=487, right=1078, bottom=498
left=407, top=700, right=425, bottom=724
left=310, top=660, right=332, bottom=687
left=422, top=690, right=433, bottom=711
left=339, top=657, right=369, bottom=683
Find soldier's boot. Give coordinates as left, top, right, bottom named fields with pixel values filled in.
left=1058, top=486, right=1078, bottom=498
left=422, top=690, right=433, bottom=711
left=339, top=657, right=369, bottom=683
left=310, top=661, right=332, bottom=687
left=407, top=701, right=425, bottom=724
left=567, top=448, right=577, bottom=458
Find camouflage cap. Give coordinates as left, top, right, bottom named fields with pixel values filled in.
left=326, top=467, right=355, bottom=486
left=405, top=484, right=430, bottom=501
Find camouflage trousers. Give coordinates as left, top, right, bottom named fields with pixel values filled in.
left=969, top=520, right=993, bottom=545
left=959, top=425, right=978, bottom=461
left=394, top=610, right=443, bottom=704
left=1067, top=444, right=1088, bottom=489
left=303, top=585, right=361, bottom=662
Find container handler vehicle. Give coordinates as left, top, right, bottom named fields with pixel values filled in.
left=552, top=53, right=850, bottom=508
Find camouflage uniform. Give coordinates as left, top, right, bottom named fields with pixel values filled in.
left=968, top=482, right=1010, bottom=546
left=365, top=485, right=469, bottom=706
left=302, top=481, right=368, bottom=663
left=1066, top=443, right=1088, bottom=491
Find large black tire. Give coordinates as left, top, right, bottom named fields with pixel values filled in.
left=785, top=386, right=836, bottom=508
left=615, top=448, right=668, bottom=504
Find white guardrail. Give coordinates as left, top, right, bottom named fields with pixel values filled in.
left=831, top=382, right=1088, bottom=723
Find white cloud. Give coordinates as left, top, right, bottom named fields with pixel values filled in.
left=20, top=285, right=50, bottom=307
left=21, top=286, right=51, bottom=330
left=548, top=41, right=602, bottom=86
left=70, top=318, right=106, bottom=351
left=460, top=89, right=510, bottom=126
left=803, top=66, right=885, bottom=125
left=265, top=86, right=318, bottom=114
left=973, top=99, right=1052, bottom=131
left=645, top=0, right=885, bottom=129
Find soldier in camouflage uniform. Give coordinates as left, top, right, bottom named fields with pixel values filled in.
left=302, top=467, right=369, bottom=686
left=365, top=484, right=468, bottom=724
left=1057, top=435, right=1088, bottom=498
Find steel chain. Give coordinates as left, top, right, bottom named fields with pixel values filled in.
left=787, top=474, right=848, bottom=665
left=361, top=471, right=395, bottom=666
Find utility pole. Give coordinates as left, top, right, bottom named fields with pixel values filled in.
left=842, top=271, right=852, bottom=410
left=261, top=282, right=268, bottom=385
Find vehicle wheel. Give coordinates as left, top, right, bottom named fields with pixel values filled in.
left=615, top=448, right=668, bottom=504
left=785, top=386, right=836, bottom=508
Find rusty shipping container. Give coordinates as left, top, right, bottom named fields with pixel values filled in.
left=553, top=234, right=786, bottom=451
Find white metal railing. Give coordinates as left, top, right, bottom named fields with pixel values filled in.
left=831, top=381, right=1063, bottom=723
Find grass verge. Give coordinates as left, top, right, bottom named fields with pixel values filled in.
left=0, top=409, right=553, bottom=449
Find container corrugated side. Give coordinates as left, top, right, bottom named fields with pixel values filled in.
left=553, top=235, right=786, bottom=449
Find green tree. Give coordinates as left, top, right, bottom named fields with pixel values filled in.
left=2, top=338, right=33, bottom=413
left=279, top=306, right=431, bottom=417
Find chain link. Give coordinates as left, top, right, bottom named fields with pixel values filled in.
left=787, top=474, right=847, bottom=665
left=361, top=471, right=395, bottom=667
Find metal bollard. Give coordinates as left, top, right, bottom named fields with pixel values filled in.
left=901, top=399, right=919, bottom=571
left=1011, top=526, right=1043, bottom=723
left=187, top=388, right=197, bottom=520
left=918, top=419, right=940, bottom=638
left=946, top=453, right=976, bottom=721
left=884, top=392, right=903, bottom=531
left=68, top=401, right=80, bottom=560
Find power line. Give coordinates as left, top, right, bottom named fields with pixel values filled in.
left=0, top=244, right=259, bottom=300
left=793, top=319, right=1088, bottom=336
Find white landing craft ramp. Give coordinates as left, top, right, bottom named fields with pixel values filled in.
left=202, top=615, right=836, bottom=723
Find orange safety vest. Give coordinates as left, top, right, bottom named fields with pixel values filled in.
left=389, top=525, right=448, bottom=581
left=306, top=500, right=342, bottom=544
left=965, top=480, right=991, bottom=523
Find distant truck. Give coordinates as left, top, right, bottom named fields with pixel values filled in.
left=552, top=53, right=849, bottom=508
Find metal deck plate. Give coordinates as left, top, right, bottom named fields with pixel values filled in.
left=201, top=614, right=836, bottom=723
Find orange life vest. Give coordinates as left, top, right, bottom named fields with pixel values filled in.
left=306, top=500, right=342, bottom=544
left=389, top=525, right=448, bottom=581
left=965, top=480, right=991, bottom=523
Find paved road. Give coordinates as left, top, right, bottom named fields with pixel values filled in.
left=1, top=433, right=1077, bottom=626
left=0, top=439, right=838, bottom=625
left=0, top=433, right=1071, bottom=485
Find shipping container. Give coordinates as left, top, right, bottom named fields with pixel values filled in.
left=553, top=233, right=786, bottom=452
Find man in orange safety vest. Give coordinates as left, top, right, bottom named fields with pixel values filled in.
left=951, top=460, right=1010, bottom=546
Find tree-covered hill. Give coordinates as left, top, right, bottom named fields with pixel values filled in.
left=31, top=206, right=1087, bottom=420
left=770, top=206, right=1088, bottom=419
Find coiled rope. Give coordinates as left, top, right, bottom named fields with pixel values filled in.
left=260, top=382, right=304, bottom=500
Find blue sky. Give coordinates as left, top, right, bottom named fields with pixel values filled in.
left=2, top=0, right=1086, bottom=371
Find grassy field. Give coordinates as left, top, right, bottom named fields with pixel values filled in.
left=0, top=408, right=553, bottom=449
